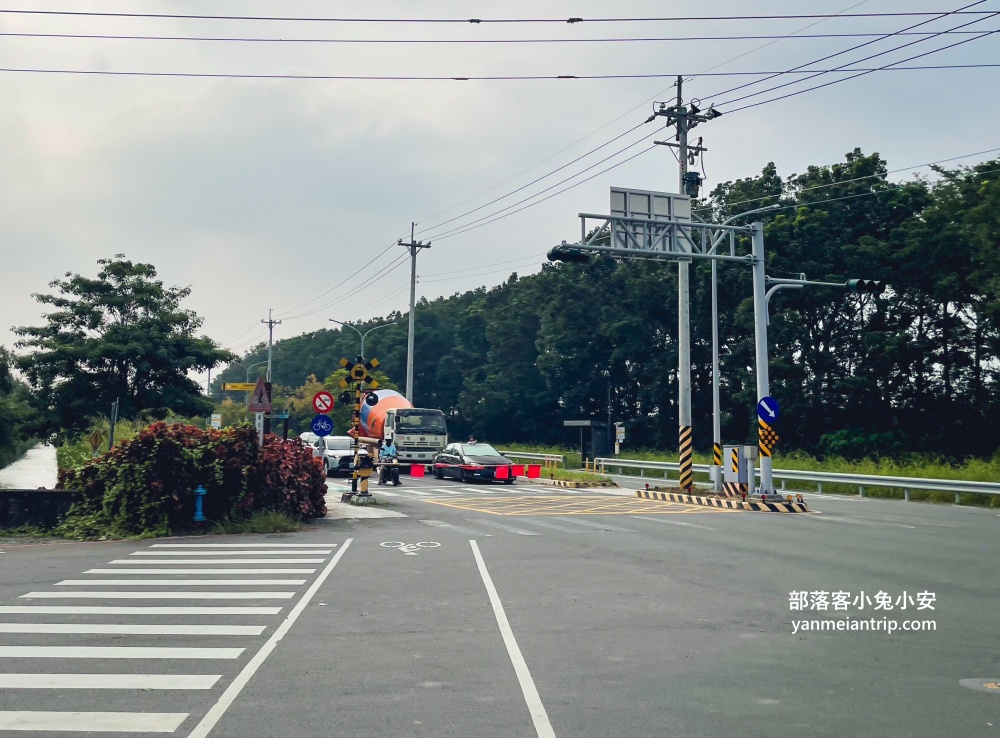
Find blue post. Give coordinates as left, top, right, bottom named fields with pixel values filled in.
left=194, top=485, right=206, bottom=524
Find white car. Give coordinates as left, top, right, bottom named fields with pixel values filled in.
left=313, top=436, right=367, bottom=477
left=299, top=431, right=319, bottom=446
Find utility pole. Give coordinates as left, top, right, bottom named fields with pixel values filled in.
left=398, top=223, right=431, bottom=403
left=261, top=309, right=281, bottom=435
left=652, top=76, right=719, bottom=492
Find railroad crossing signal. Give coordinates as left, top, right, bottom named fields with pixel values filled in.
left=339, top=357, right=380, bottom=388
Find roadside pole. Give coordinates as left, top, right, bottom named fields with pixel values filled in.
left=261, top=309, right=281, bottom=436
left=711, top=257, right=722, bottom=490
left=398, top=223, right=430, bottom=403
left=750, top=222, right=775, bottom=495
left=675, top=77, right=694, bottom=492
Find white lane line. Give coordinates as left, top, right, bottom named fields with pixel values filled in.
left=466, top=519, right=540, bottom=536
left=630, top=515, right=716, bottom=531
left=151, top=544, right=337, bottom=548
left=56, top=579, right=306, bottom=586
left=798, top=515, right=915, bottom=530
left=110, top=558, right=325, bottom=565
left=0, top=711, right=187, bottom=732
left=470, top=541, right=556, bottom=738
left=396, top=488, right=432, bottom=496
left=515, top=518, right=584, bottom=534
left=0, top=646, right=243, bottom=659
left=130, top=550, right=332, bottom=556
left=0, top=623, right=266, bottom=636
left=22, top=592, right=295, bottom=600
left=419, top=519, right=492, bottom=536
left=86, top=568, right=317, bottom=575
left=186, top=538, right=353, bottom=738
left=555, top=518, right=635, bottom=533
left=0, top=606, right=281, bottom=615
left=0, top=674, right=221, bottom=690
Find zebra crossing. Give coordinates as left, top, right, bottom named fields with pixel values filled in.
left=0, top=540, right=346, bottom=734
left=418, top=515, right=639, bottom=537
left=330, top=481, right=610, bottom=499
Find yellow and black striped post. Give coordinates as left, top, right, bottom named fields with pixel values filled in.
left=351, top=381, right=362, bottom=493
left=713, top=442, right=722, bottom=489
left=678, top=426, right=693, bottom=490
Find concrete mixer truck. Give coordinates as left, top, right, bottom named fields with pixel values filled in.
left=358, top=390, right=448, bottom=464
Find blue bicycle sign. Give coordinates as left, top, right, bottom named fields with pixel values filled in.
left=311, top=414, right=334, bottom=437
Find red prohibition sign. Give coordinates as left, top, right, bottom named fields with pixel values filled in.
left=312, top=391, right=334, bottom=414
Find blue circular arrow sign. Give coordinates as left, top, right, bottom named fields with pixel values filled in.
left=311, top=414, right=334, bottom=438
left=757, top=396, right=780, bottom=422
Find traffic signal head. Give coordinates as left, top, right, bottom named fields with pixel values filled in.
left=547, top=244, right=590, bottom=263
left=846, top=279, right=887, bottom=295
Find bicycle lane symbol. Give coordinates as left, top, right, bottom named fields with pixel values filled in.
left=380, top=541, right=441, bottom=556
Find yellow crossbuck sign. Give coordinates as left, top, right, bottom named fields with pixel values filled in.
left=338, top=357, right=380, bottom=388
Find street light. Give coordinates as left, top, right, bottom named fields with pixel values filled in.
left=328, top=319, right=400, bottom=360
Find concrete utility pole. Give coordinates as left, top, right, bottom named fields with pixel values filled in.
left=674, top=77, right=694, bottom=492
left=750, top=222, right=775, bottom=495
left=398, top=223, right=431, bottom=403
left=261, top=309, right=281, bottom=435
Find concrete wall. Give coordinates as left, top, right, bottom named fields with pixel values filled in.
left=0, top=490, right=83, bottom=529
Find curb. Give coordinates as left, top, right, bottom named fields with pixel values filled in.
left=636, top=489, right=810, bottom=513
left=636, top=489, right=744, bottom=509
left=535, top=479, right=620, bottom=489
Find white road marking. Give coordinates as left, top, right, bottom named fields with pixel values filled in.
left=86, top=568, right=317, bottom=574
left=0, top=606, right=281, bottom=615
left=630, top=515, right=716, bottom=531
left=470, top=541, right=556, bottom=738
left=186, top=539, right=353, bottom=738
left=466, top=519, right=540, bottom=536
left=130, top=550, right=332, bottom=556
left=110, top=558, right=326, bottom=565
left=151, top=543, right=337, bottom=548
left=515, top=518, right=584, bottom=534
left=397, top=488, right=432, bottom=496
left=798, top=515, right=915, bottom=530
left=419, top=519, right=492, bottom=536
left=0, top=623, right=266, bottom=636
left=0, top=711, right=188, bottom=732
left=0, top=646, right=243, bottom=659
left=56, top=579, right=306, bottom=586
left=555, top=518, right=635, bottom=533
left=0, top=674, right=221, bottom=689
left=22, top=591, right=295, bottom=600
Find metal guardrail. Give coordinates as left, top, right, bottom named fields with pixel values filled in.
left=499, top=451, right=565, bottom=467
left=593, top=457, right=1000, bottom=503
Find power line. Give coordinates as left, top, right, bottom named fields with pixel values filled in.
left=1, top=30, right=994, bottom=45
left=725, top=28, right=999, bottom=113
left=0, top=9, right=992, bottom=23
left=712, top=4, right=999, bottom=109
left=0, top=63, right=995, bottom=83
left=281, top=252, right=412, bottom=322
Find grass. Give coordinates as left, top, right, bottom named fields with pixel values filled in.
left=547, top=468, right=610, bottom=483
left=208, top=511, right=304, bottom=535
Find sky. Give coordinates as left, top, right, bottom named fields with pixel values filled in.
left=1, top=0, right=998, bottom=385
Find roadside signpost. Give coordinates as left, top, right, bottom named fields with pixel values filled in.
left=210, top=413, right=222, bottom=430
left=87, top=430, right=104, bottom=455
left=222, top=382, right=257, bottom=392
left=339, top=356, right=379, bottom=503
left=311, top=414, right=333, bottom=438
left=247, top=377, right=272, bottom=413
left=312, top=391, right=334, bottom=414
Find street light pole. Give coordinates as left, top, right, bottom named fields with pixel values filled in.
left=328, top=319, right=399, bottom=360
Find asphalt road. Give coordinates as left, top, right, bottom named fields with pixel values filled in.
left=0, top=474, right=997, bottom=737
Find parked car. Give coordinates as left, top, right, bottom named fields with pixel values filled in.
left=432, top=442, right=514, bottom=484
left=313, top=436, right=366, bottom=477
left=299, top=432, right=319, bottom=446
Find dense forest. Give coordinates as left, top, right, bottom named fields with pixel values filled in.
left=214, top=149, right=1000, bottom=460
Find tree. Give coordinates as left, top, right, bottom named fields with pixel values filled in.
left=15, top=255, right=232, bottom=430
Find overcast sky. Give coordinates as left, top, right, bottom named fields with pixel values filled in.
left=2, top=0, right=998, bottom=382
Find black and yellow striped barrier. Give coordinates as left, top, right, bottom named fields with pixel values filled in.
left=636, top=489, right=809, bottom=513
left=678, top=426, right=693, bottom=490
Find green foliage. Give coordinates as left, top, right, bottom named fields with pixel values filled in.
left=56, top=422, right=326, bottom=538
left=0, top=348, right=37, bottom=470
left=209, top=511, right=304, bottom=535
left=14, top=255, right=233, bottom=433
left=214, top=151, right=1000, bottom=463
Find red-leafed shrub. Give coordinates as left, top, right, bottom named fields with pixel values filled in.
left=58, top=422, right=326, bottom=537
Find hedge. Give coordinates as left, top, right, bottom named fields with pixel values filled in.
left=57, top=422, right=326, bottom=537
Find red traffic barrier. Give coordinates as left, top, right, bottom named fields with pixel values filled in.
left=511, top=464, right=524, bottom=477
left=527, top=464, right=541, bottom=479
left=495, top=465, right=509, bottom=479
left=410, top=464, right=426, bottom=478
